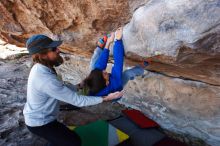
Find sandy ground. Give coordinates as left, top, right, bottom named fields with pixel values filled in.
left=0, top=55, right=35, bottom=146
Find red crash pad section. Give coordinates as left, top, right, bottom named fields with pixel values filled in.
left=122, top=109, right=159, bottom=128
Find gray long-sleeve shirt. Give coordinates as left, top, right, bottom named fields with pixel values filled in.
left=23, top=63, right=103, bottom=127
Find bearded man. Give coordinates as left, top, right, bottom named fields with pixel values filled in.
left=23, top=35, right=123, bottom=146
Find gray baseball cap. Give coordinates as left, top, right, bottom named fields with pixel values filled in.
left=26, top=34, right=62, bottom=55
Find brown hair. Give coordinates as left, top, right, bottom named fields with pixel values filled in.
left=84, top=69, right=106, bottom=95
left=31, top=49, right=53, bottom=67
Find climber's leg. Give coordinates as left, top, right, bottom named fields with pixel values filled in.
left=122, top=66, right=145, bottom=87
left=89, top=35, right=109, bottom=70
left=89, top=47, right=103, bottom=71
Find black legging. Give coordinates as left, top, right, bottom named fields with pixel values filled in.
left=27, top=120, right=81, bottom=146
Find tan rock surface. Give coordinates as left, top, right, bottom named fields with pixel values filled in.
left=0, top=0, right=220, bottom=145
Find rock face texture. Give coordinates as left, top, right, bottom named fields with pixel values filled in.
left=0, top=0, right=147, bottom=56
left=0, top=0, right=220, bottom=146
left=122, top=0, right=220, bottom=86
left=122, top=73, right=220, bottom=146
left=123, top=0, right=220, bottom=57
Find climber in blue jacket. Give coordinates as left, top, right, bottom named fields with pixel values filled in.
left=82, top=27, right=146, bottom=97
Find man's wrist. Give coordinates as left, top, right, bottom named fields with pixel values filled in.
left=102, top=96, right=108, bottom=102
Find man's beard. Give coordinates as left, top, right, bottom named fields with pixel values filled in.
left=53, top=55, right=64, bottom=67
left=47, top=54, right=64, bottom=67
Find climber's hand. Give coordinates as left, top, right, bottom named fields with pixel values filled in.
left=115, top=27, right=123, bottom=40
left=106, top=32, right=114, bottom=44
left=103, top=91, right=123, bottom=102
left=105, top=32, right=114, bottom=49
left=76, top=81, right=85, bottom=89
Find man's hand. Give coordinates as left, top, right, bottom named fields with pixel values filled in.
left=105, top=32, right=115, bottom=49
left=76, top=81, right=85, bottom=90
left=103, top=91, right=123, bottom=102
left=115, top=27, right=123, bottom=40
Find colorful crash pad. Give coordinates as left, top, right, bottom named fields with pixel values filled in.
left=122, top=109, right=159, bottom=128
left=68, top=120, right=129, bottom=146
left=109, top=116, right=165, bottom=146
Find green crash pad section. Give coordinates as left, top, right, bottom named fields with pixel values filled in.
left=69, top=120, right=129, bottom=146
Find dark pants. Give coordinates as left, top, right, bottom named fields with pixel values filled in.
left=27, top=120, right=81, bottom=146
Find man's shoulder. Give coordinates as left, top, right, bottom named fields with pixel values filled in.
left=31, top=63, right=49, bottom=72
left=29, top=64, right=56, bottom=84
left=30, top=64, right=55, bottom=77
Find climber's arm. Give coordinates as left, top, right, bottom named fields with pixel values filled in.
left=94, top=33, right=114, bottom=70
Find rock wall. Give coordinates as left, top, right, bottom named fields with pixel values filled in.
left=123, top=0, right=220, bottom=57
left=1, top=0, right=220, bottom=145
left=122, top=73, right=220, bottom=146
left=0, top=0, right=147, bottom=56
left=122, top=0, right=220, bottom=87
